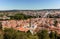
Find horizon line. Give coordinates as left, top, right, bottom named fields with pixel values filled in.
left=0, top=8, right=60, bottom=11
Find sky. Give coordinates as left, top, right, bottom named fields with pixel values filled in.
left=0, top=0, right=60, bottom=10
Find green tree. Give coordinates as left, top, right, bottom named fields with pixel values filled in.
left=9, top=13, right=37, bottom=20
left=49, top=31, right=55, bottom=39
left=15, top=31, right=26, bottom=39
left=0, top=30, right=4, bottom=39
left=57, top=33, right=60, bottom=39
left=37, top=30, right=50, bottom=39
left=55, top=31, right=58, bottom=39
left=26, top=30, right=38, bottom=39
left=0, top=22, right=2, bottom=30
left=14, top=14, right=24, bottom=20
left=37, top=31, right=41, bottom=39
left=0, top=22, right=3, bottom=39
left=54, top=19, right=58, bottom=27
left=3, top=28, right=17, bottom=39
left=47, top=14, right=53, bottom=18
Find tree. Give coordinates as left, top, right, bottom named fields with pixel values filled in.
left=0, top=22, right=2, bottom=30
left=57, top=35, right=60, bottom=39
left=37, top=31, right=41, bottom=39
left=3, top=28, right=17, bottom=39
left=54, top=19, right=58, bottom=27
left=49, top=31, right=55, bottom=39
left=15, top=31, right=26, bottom=39
left=0, top=30, right=4, bottom=39
left=47, top=14, right=53, bottom=18
left=26, top=30, right=38, bottom=39
left=55, top=31, right=58, bottom=39
left=37, top=30, right=50, bottom=39
left=0, top=22, right=3, bottom=39
left=9, top=13, right=37, bottom=20
left=14, top=14, right=24, bottom=20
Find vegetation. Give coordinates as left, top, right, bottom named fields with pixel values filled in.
left=49, top=31, right=56, bottom=39
left=37, top=30, right=50, bottom=39
left=0, top=13, right=60, bottom=39
left=47, top=14, right=60, bottom=18
left=0, top=22, right=2, bottom=30
left=9, top=13, right=36, bottom=20
left=3, top=28, right=38, bottom=39
left=54, top=19, right=58, bottom=27
left=0, top=28, right=60, bottom=39
left=8, top=13, right=60, bottom=20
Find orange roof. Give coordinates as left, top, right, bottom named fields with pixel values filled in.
left=17, top=27, right=29, bottom=32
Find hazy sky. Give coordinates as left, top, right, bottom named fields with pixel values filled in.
left=0, top=0, right=60, bottom=10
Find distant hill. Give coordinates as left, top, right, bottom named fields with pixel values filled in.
left=0, top=9, right=60, bottom=18
left=0, top=9, right=60, bottom=12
